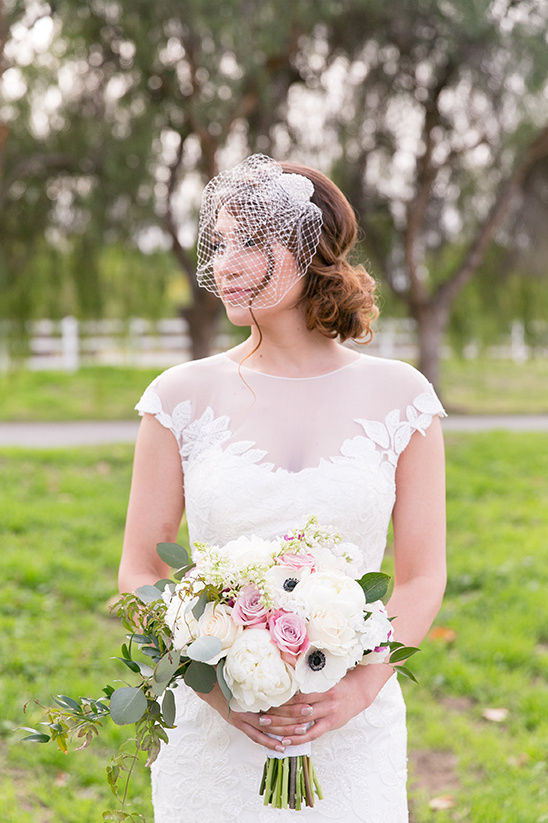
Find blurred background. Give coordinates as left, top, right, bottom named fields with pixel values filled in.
left=1, top=0, right=548, bottom=407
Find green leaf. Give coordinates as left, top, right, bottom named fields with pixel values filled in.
left=191, top=590, right=209, bottom=620
left=109, top=686, right=148, bottom=725
left=156, top=542, right=190, bottom=569
left=154, top=578, right=174, bottom=591
left=389, top=646, right=420, bottom=664
left=135, top=584, right=163, bottom=604
left=152, top=652, right=181, bottom=695
left=216, top=659, right=233, bottom=704
left=395, top=665, right=419, bottom=684
left=184, top=661, right=217, bottom=693
left=173, top=563, right=195, bottom=581
left=187, top=635, right=223, bottom=662
left=358, top=572, right=390, bottom=603
left=162, top=689, right=176, bottom=727
left=21, top=731, right=51, bottom=743
left=114, top=657, right=141, bottom=674
left=53, top=694, right=81, bottom=711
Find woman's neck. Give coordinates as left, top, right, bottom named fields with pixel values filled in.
left=226, top=321, right=358, bottom=378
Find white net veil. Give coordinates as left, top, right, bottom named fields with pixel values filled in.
left=196, top=154, right=324, bottom=309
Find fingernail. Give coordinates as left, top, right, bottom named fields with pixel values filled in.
left=295, top=726, right=307, bottom=735
left=275, top=745, right=285, bottom=753
left=281, top=737, right=292, bottom=746
left=259, top=716, right=271, bottom=726
left=301, top=706, right=313, bottom=716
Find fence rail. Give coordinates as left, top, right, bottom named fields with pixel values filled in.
left=0, top=316, right=543, bottom=372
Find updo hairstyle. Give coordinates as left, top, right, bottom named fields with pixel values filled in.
left=281, top=162, right=378, bottom=343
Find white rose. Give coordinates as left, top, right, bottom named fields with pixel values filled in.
left=293, top=571, right=365, bottom=619
left=196, top=602, right=242, bottom=664
left=223, top=535, right=277, bottom=570
left=223, top=628, right=297, bottom=712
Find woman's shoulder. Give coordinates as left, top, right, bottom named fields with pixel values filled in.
left=351, top=352, right=445, bottom=415
left=135, top=352, right=231, bottom=416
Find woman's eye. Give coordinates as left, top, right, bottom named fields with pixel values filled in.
left=212, top=240, right=226, bottom=254
left=243, top=237, right=257, bottom=248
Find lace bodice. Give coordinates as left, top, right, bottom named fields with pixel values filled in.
left=137, top=350, right=445, bottom=822
left=136, top=351, right=445, bottom=575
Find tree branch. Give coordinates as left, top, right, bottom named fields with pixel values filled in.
left=436, top=124, right=548, bottom=307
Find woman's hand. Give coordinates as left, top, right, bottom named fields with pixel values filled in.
left=198, top=663, right=394, bottom=752
left=195, top=683, right=296, bottom=754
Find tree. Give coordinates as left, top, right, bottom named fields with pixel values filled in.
left=297, top=0, right=548, bottom=391
left=1, top=0, right=334, bottom=357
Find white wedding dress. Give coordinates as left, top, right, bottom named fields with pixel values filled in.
left=135, top=350, right=445, bottom=823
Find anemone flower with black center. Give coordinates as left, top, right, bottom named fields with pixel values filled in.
left=294, top=644, right=354, bottom=693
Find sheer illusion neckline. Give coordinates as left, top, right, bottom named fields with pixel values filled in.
left=221, top=351, right=362, bottom=381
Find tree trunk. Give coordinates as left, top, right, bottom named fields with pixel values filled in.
left=181, top=290, right=224, bottom=361
left=415, top=301, right=449, bottom=397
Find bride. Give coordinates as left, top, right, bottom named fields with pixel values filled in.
left=118, top=155, right=446, bottom=822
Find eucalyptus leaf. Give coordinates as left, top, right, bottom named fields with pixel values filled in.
left=156, top=542, right=190, bottom=569
left=152, top=652, right=181, bottom=695
left=187, top=635, right=223, bottom=662
left=140, top=646, right=161, bottom=659
left=154, top=578, right=173, bottom=590
left=135, top=584, right=164, bottom=605
left=162, top=689, right=176, bottom=727
left=216, top=659, right=233, bottom=705
left=109, top=686, right=148, bottom=725
left=191, top=590, right=209, bottom=621
left=137, top=662, right=154, bottom=677
left=173, top=563, right=195, bottom=581
left=358, top=572, right=390, bottom=603
left=184, top=661, right=217, bottom=694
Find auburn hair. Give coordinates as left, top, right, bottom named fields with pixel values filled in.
left=281, top=162, right=378, bottom=343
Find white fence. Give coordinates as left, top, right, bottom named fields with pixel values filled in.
left=0, top=316, right=542, bottom=372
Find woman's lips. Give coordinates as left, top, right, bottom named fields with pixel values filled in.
left=222, top=288, right=253, bottom=302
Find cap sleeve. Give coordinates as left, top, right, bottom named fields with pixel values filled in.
left=135, top=368, right=193, bottom=443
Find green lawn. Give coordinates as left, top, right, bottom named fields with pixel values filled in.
left=1, top=357, right=548, bottom=421
left=0, top=434, right=547, bottom=821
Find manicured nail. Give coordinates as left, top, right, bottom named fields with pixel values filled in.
left=259, top=716, right=271, bottom=726
left=275, top=745, right=285, bottom=753
left=301, top=706, right=313, bottom=716
left=281, top=737, right=292, bottom=746
left=295, top=726, right=307, bottom=735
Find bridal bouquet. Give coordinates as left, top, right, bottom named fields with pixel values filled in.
left=23, top=517, right=417, bottom=818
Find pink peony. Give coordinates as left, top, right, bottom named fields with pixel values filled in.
left=276, top=552, right=317, bottom=571
left=232, top=584, right=269, bottom=627
left=268, top=609, right=310, bottom=660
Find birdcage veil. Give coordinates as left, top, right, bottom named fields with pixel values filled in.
left=196, top=154, right=323, bottom=309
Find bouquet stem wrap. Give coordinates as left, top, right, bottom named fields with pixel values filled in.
left=261, top=739, right=323, bottom=810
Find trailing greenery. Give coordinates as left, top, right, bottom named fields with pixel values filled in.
left=1, top=434, right=547, bottom=821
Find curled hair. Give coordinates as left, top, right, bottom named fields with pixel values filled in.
left=281, top=162, right=378, bottom=343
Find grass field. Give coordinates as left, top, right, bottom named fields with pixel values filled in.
left=1, top=357, right=548, bottom=421
left=1, top=433, right=547, bottom=822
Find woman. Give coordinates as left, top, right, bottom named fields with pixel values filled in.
left=119, top=155, right=446, bottom=822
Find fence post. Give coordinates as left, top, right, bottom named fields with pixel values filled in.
left=61, top=316, right=79, bottom=372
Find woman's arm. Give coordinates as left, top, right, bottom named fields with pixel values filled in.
left=119, top=413, right=185, bottom=593
left=261, top=416, right=447, bottom=746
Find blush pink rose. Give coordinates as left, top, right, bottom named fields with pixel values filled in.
left=232, top=584, right=269, bottom=627
left=268, top=609, right=310, bottom=660
left=276, top=552, right=317, bottom=571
